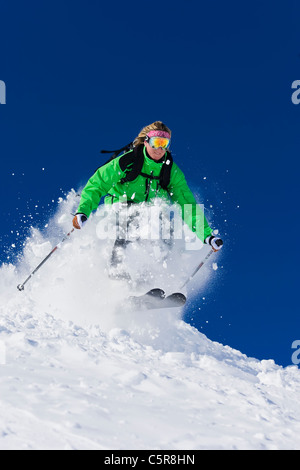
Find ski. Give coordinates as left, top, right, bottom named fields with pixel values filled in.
left=128, top=289, right=186, bottom=310
left=156, top=292, right=187, bottom=309
left=128, top=288, right=166, bottom=309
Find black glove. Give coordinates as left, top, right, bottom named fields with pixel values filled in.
left=205, top=235, right=223, bottom=252
left=73, top=213, right=88, bottom=229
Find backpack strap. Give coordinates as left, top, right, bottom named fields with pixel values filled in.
left=119, top=147, right=144, bottom=183
left=100, top=142, right=133, bottom=164
left=158, top=153, right=173, bottom=190
left=94, top=142, right=133, bottom=174
left=119, top=146, right=173, bottom=190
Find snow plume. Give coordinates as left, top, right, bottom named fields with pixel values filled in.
left=0, top=190, right=300, bottom=450
left=8, top=191, right=213, bottom=334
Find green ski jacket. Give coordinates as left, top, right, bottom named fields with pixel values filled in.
left=77, top=146, right=213, bottom=242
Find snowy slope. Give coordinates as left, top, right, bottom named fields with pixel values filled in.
left=0, top=192, right=300, bottom=450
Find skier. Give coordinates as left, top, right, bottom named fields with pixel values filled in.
left=73, top=121, right=223, bottom=272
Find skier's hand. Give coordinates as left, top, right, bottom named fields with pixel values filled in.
left=73, top=213, right=88, bottom=229
left=205, top=235, right=223, bottom=252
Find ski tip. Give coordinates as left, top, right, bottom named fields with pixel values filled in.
left=150, top=292, right=187, bottom=309
left=128, top=288, right=166, bottom=310
left=168, top=292, right=187, bottom=305
left=147, top=288, right=166, bottom=299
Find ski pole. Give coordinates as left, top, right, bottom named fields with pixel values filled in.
left=181, top=248, right=214, bottom=289
left=17, top=228, right=75, bottom=291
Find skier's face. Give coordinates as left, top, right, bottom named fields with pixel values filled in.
left=144, top=142, right=166, bottom=161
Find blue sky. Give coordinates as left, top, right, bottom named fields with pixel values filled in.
left=1, top=0, right=300, bottom=367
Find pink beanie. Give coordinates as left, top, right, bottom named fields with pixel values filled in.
left=147, top=130, right=171, bottom=139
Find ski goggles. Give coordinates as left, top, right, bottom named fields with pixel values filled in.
left=145, top=135, right=171, bottom=150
